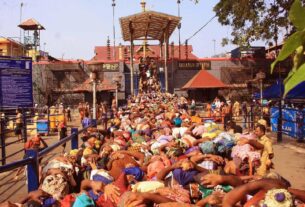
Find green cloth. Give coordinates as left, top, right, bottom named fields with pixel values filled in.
left=132, top=133, right=145, bottom=143
left=73, top=193, right=95, bottom=207
left=199, top=185, right=233, bottom=198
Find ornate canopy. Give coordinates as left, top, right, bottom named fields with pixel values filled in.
left=120, top=11, right=181, bottom=42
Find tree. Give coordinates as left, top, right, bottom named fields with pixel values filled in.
left=213, top=0, right=305, bottom=46
left=193, top=0, right=305, bottom=96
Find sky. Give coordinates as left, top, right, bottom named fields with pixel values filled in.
left=0, top=0, right=267, bottom=60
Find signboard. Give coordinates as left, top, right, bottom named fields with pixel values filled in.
left=102, top=63, right=119, bottom=71
left=270, top=107, right=299, bottom=138
left=178, top=61, right=211, bottom=70
left=0, top=56, right=33, bottom=108
left=200, top=61, right=211, bottom=70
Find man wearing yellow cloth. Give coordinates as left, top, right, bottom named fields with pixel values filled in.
left=238, top=124, right=273, bottom=176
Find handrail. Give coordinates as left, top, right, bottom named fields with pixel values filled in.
left=0, top=110, right=74, bottom=165
left=0, top=157, right=33, bottom=173
left=0, top=120, right=95, bottom=172
left=1, top=149, right=24, bottom=161
left=38, top=125, right=91, bottom=158
left=0, top=119, right=97, bottom=192
left=38, top=133, right=76, bottom=157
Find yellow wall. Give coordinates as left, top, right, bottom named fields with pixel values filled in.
left=0, top=38, right=41, bottom=61
left=27, top=49, right=40, bottom=61
left=0, top=38, right=25, bottom=57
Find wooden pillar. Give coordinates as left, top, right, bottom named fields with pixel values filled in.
left=160, top=41, right=163, bottom=60
left=130, top=36, right=134, bottom=95
left=143, top=41, right=146, bottom=58
left=129, top=21, right=135, bottom=96
left=164, top=32, right=169, bottom=92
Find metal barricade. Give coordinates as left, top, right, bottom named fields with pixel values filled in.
left=0, top=111, right=32, bottom=165
left=0, top=120, right=95, bottom=193
left=0, top=108, right=67, bottom=165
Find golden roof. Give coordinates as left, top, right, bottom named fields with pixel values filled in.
left=120, top=11, right=181, bottom=42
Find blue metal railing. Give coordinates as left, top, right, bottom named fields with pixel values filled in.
left=0, top=157, right=33, bottom=173
left=0, top=119, right=96, bottom=193
left=38, top=128, right=79, bottom=157
left=0, top=110, right=68, bottom=165
left=0, top=112, right=31, bottom=165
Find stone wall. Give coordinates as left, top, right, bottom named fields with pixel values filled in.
left=32, top=62, right=88, bottom=106
left=33, top=58, right=274, bottom=105
left=32, top=64, right=54, bottom=105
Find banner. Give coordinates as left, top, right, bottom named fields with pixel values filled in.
left=270, top=107, right=298, bottom=138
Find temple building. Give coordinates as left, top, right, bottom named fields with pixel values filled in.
left=2, top=3, right=290, bottom=106
left=31, top=40, right=291, bottom=107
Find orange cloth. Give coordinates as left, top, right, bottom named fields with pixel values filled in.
left=206, top=104, right=212, bottom=117
left=191, top=116, right=201, bottom=124
left=161, top=120, right=172, bottom=128
left=24, top=136, right=41, bottom=149
left=108, top=155, right=138, bottom=180
left=80, top=111, right=84, bottom=119
left=244, top=190, right=267, bottom=207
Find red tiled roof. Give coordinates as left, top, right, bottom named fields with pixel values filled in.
left=18, top=18, right=45, bottom=30
left=33, top=59, right=84, bottom=65
left=74, top=78, right=116, bottom=92
left=92, top=44, right=198, bottom=62
left=182, top=70, right=226, bottom=89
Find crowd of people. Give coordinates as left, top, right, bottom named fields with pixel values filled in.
left=138, top=57, right=161, bottom=94
left=206, top=98, right=267, bottom=129
left=2, top=93, right=305, bottom=207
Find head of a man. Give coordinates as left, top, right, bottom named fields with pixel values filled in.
left=255, top=124, right=266, bottom=138
left=31, top=135, right=41, bottom=147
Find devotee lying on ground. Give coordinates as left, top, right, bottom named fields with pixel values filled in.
left=1, top=93, right=304, bottom=207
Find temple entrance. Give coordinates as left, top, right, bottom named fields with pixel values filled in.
left=138, top=57, right=161, bottom=93
left=120, top=4, right=181, bottom=95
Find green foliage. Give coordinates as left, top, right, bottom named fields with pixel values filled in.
left=271, top=0, right=305, bottom=97
left=284, top=63, right=305, bottom=96
left=271, top=30, right=305, bottom=73
left=289, top=0, right=305, bottom=30
left=194, top=0, right=305, bottom=96
left=213, top=0, right=305, bottom=46
left=213, top=0, right=265, bottom=46
left=221, top=38, right=229, bottom=47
